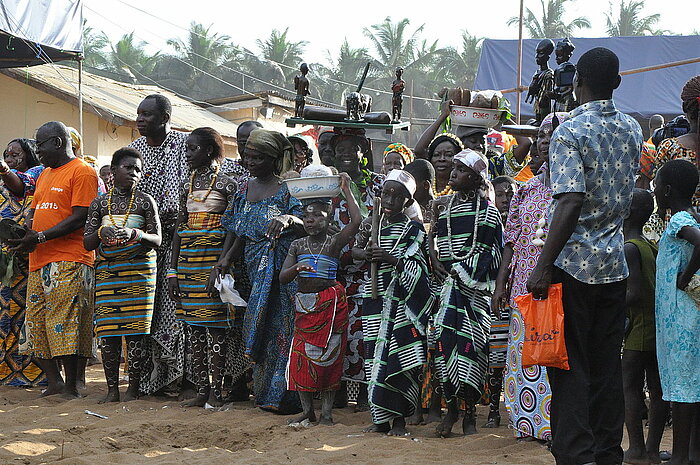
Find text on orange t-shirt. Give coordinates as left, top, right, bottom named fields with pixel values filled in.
left=29, top=157, right=98, bottom=271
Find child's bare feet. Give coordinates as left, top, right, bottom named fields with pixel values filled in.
left=482, top=410, right=500, bottom=428
left=123, top=383, right=139, bottom=402
left=436, top=408, right=458, bottom=437
left=387, top=417, right=409, bottom=436
left=319, top=391, right=335, bottom=426
left=225, top=377, right=249, bottom=402
left=363, top=422, right=390, bottom=433
left=288, top=410, right=316, bottom=425
left=462, top=412, right=477, bottom=435
left=99, top=387, right=120, bottom=403
left=61, top=387, right=82, bottom=400
left=425, top=393, right=442, bottom=424
left=207, top=390, right=224, bottom=408
left=182, top=395, right=208, bottom=408
left=40, top=382, right=65, bottom=397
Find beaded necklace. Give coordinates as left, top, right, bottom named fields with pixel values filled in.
left=436, top=185, right=453, bottom=197
left=108, top=187, right=137, bottom=227
left=445, top=191, right=480, bottom=261
left=189, top=164, right=220, bottom=203
left=305, top=235, right=330, bottom=270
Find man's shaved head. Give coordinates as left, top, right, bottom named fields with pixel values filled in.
left=36, top=121, right=73, bottom=167
left=649, top=114, right=664, bottom=131
left=38, top=121, right=70, bottom=139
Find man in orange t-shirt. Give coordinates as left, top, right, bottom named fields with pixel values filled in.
left=9, top=121, right=98, bottom=399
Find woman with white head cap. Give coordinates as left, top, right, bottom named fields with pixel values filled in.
left=351, top=169, right=435, bottom=436
left=429, top=148, right=503, bottom=437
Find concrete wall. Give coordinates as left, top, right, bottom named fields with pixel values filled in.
left=0, top=75, right=239, bottom=167
left=0, top=74, right=138, bottom=167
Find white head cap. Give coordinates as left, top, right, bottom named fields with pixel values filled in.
left=453, top=149, right=488, bottom=183
left=384, top=169, right=417, bottom=196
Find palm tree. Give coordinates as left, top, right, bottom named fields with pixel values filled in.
left=436, top=31, right=484, bottom=89
left=314, top=39, right=374, bottom=104
left=362, top=17, right=439, bottom=75
left=507, top=0, right=591, bottom=38
left=157, top=22, right=246, bottom=99
left=167, top=22, right=240, bottom=76
left=255, top=28, right=308, bottom=83
left=361, top=17, right=445, bottom=115
left=82, top=24, right=110, bottom=69
left=109, top=32, right=160, bottom=79
left=605, top=0, right=666, bottom=36
left=241, top=50, right=287, bottom=90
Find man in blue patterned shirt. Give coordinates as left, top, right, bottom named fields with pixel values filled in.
left=528, top=48, right=643, bottom=465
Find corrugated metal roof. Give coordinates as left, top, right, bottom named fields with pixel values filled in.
left=0, top=64, right=239, bottom=138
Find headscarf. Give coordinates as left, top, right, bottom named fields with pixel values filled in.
left=540, top=111, right=571, bottom=130
left=385, top=169, right=417, bottom=196
left=83, top=155, right=98, bottom=168
left=453, top=148, right=493, bottom=201
left=680, top=75, right=700, bottom=166
left=427, top=133, right=463, bottom=160
left=246, top=129, right=294, bottom=175
left=66, top=126, right=82, bottom=154
left=383, top=143, right=414, bottom=166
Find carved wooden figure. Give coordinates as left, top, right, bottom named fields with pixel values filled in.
left=294, top=63, right=310, bottom=118
left=391, top=67, right=405, bottom=123
left=525, top=39, right=555, bottom=125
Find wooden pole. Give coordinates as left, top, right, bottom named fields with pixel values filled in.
left=620, top=56, right=700, bottom=76
left=370, top=197, right=381, bottom=299
left=500, top=56, right=700, bottom=94
left=78, top=58, right=83, bottom=154
left=516, top=0, right=524, bottom=124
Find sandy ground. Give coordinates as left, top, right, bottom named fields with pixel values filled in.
left=0, top=366, right=672, bottom=465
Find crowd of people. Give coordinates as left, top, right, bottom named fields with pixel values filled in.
left=0, top=46, right=699, bottom=465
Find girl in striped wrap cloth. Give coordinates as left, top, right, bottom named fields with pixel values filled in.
left=352, top=169, right=435, bottom=436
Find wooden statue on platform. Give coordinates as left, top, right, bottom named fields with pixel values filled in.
left=525, top=39, right=555, bottom=125
left=294, top=63, right=310, bottom=119
left=345, top=63, right=372, bottom=121
left=552, top=38, right=577, bottom=112
left=391, top=67, right=405, bottom=123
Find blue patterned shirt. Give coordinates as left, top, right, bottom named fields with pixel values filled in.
left=550, top=99, right=643, bottom=284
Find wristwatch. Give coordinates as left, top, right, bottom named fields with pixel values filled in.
left=36, top=231, right=47, bottom=244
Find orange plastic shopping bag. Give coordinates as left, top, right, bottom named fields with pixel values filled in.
left=514, top=283, right=570, bottom=370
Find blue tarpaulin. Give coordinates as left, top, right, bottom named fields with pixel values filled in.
left=474, top=35, right=700, bottom=121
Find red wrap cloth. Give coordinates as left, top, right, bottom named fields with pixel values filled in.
left=286, top=282, right=348, bottom=392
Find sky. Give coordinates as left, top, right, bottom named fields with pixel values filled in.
left=84, top=0, right=696, bottom=66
